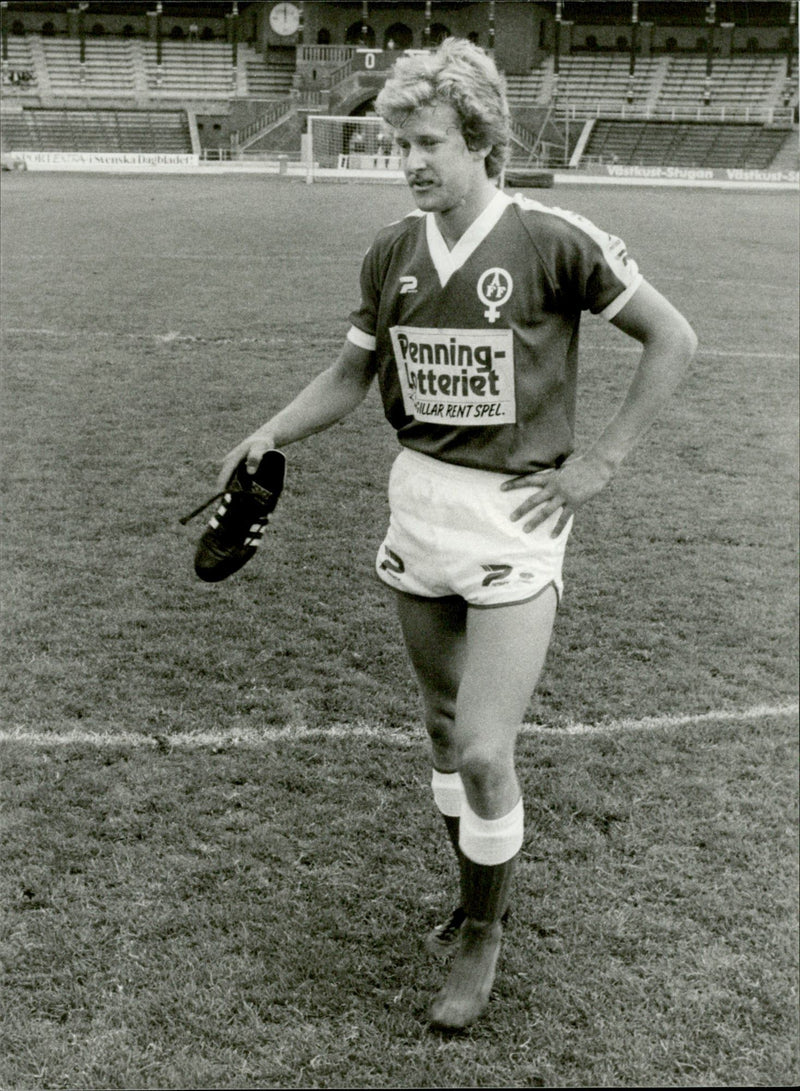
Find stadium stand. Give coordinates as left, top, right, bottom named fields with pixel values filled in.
left=583, top=118, right=790, bottom=168
left=554, top=54, right=662, bottom=113
left=142, top=41, right=234, bottom=97
left=504, top=65, right=551, bottom=108
left=0, top=107, right=191, bottom=153
left=656, top=54, right=784, bottom=118
left=504, top=52, right=788, bottom=122
left=1, top=35, right=37, bottom=91
left=244, top=50, right=295, bottom=96
left=0, top=3, right=795, bottom=172
left=41, top=37, right=137, bottom=97
left=0, top=35, right=291, bottom=101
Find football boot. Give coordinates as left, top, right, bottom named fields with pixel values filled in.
left=180, top=450, right=286, bottom=582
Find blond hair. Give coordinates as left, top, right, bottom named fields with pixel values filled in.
left=375, top=38, right=510, bottom=180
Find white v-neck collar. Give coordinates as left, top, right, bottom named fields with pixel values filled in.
left=425, top=190, right=512, bottom=288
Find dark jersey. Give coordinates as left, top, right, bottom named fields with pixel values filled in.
left=348, top=190, right=643, bottom=474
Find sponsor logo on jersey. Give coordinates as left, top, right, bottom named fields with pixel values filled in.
left=607, top=238, right=630, bottom=267
left=477, top=267, right=513, bottom=323
left=389, top=325, right=516, bottom=426
left=399, top=275, right=418, bottom=294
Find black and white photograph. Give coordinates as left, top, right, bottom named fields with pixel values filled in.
left=1, top=2, right=797, bottom=1087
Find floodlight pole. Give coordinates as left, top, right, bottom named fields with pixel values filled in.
left=788, top=0, right=797, bottom=79
left=704, top=1, right=716, bottom=105
left=488, top=0, right=495, bottom=54
left=155, top=2, right=162, bottom=70
left=77, top=2, right=88, bottom=67
left=553, top=0, right=561, bottom=76
left=425, top=0, right=431, bottom=48
left=228, top=2, right=239, bottom=72
left=1, top=2, right=8, bottom=64
left=628, top=0, right=638, bottom=101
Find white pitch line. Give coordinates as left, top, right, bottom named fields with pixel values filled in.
left=699, top=348, right=799, bottom=360
left=526, top=702, right=799, bottom=737
left=0, top=703, right=796, bottom=750
left=0, top=326, right=319, bottom=347
left=2, top=326, right=797, bottom=362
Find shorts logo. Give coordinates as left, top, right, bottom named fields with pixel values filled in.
left=380, top=548, right=406, bottom=575
left=399, top=275, right=418, bottom=294
left=481, top=563, right=513, bottom=587
left=477, top=268, right=513, bottom=323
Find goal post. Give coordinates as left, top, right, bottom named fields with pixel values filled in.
left=305, top=115, right=403, bottom=182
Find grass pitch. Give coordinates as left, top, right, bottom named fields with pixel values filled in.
left=1, top=172, right=798, bottom=1088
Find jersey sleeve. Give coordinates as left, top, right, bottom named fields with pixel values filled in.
left=555, top=210, right=643, bottom=319
left=347, top=244, right=380, bottom=352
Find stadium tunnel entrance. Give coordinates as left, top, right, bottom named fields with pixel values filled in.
left=338, top=92, right=380, bottom=118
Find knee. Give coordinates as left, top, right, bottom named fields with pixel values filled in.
left=458, top=742, right=514, bottom=798
left=424, top=698, right=457, bottom=753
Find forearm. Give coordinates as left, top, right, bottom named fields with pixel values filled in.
left=589, top=327, right=696, bottom=473
left=217, top=341, right=375, bottom=487
left=253, top=364, right=372, bottom=448
left=592, top=281, right=698, bottom=472
left=504, top=285, right=697, bottom=536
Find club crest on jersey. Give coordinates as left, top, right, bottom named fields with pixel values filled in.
left=477, top=268, right=513, bottom=323
left=399, top=275, right=418, bottom=294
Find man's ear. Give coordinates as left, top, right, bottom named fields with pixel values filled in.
left=467, top=140, right=493, bottom=165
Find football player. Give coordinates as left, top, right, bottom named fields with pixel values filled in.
left=218, top=38, right=697, bottom=1030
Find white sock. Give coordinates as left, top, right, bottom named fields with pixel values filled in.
left=431, top=769, right=465, bottom=818
left=459, top=798, right=524, bottom=866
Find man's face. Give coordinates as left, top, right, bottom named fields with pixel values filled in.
left=389, top=103, right=488, bottom=214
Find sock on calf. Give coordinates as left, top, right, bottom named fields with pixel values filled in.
left=428, top=798, right=523, bottom=1031
left=426, top=769, right=466, bottom=954
left=431, top=767, right=465, bottom=858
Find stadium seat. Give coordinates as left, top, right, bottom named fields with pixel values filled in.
left=1, top=37, right=38, bottom=93
left=143, top=41, right=234, bottom=96
left=41, top=37, right=137, bottom=96
left=0, top=107, right=191, bottom=154
left=582, top=117, right=790, bottom=169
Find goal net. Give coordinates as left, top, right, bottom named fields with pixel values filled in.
left=305, top=115, right=403, bottom=181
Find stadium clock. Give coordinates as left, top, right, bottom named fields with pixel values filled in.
left=269, top=2, right=300, bottom=36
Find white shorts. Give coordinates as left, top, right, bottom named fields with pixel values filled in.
left=376, top=449, right=572, bottom=608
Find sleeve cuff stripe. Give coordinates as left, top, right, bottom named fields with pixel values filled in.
left=347, top=326, right=376, bottom=351
left=600, top=274, right=644, bottom=320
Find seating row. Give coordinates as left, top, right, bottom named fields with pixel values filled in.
left=2, top=37, right=789, bottom=115
left=503, top=54, right=785, bottom=118
left=0, top=108, right=191, bottom=152
left=2, top=104, right=790, bottom=170
left=584, top=119, right=789, bottom=168
left=1, top=37, right=292, bottom=98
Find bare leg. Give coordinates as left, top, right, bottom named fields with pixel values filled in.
left=396, top=586, right=559, bottom=1028
left=394, top=592, right=467, bottom=774
left=456, top=587, right=557, bottom=818
left=394, top=594, right=468, bottom=949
